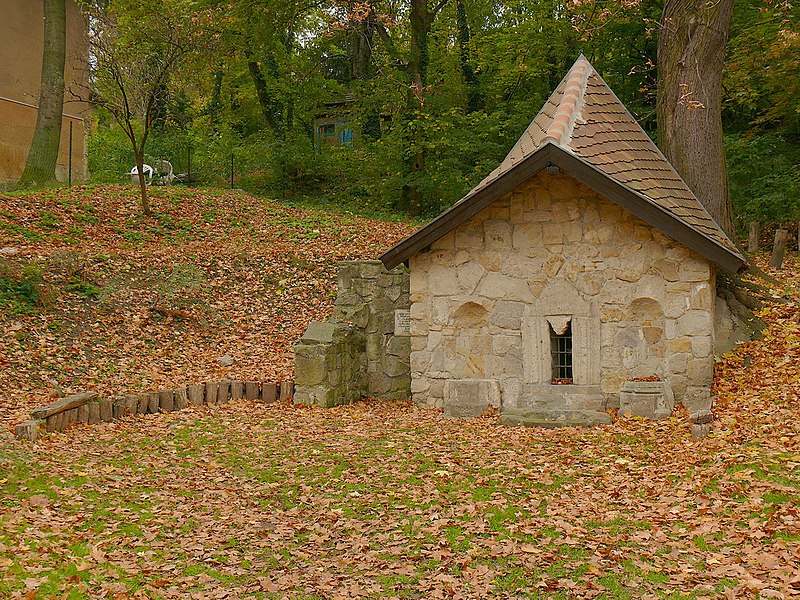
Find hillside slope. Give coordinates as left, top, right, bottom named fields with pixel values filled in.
left=0, top=185, right=414, bottom=424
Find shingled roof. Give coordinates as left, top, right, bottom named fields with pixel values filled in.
left=380, top=56, right=746, bottom=273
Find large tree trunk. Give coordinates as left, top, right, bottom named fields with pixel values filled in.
left=399, top=0, right=435, bottom=215
left=17, top=0, right=67, bottom=189
left=657, top=0, right=735, bottom=235
left=456, top=0, right=482, bottom=113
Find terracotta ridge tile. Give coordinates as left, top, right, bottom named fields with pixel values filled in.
left=542, top=57, right=592, bottom=146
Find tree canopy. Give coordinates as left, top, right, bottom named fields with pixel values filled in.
left=85, top=0, right=799, bottom=231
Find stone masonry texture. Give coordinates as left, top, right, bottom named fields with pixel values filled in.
left=408, top=171, right=716, bottom=415
left=293, top=261, right=411, bottom=407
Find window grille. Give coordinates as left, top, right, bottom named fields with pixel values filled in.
left=550, top=321, right=573, bottom=382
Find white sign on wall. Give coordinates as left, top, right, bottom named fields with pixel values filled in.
left=394, top=309, right=411, bottom=336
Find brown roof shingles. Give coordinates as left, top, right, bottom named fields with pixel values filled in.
left=379, top=56, right=746, bottom=271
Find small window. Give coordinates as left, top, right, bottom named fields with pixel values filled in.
left=550, top=321, right=573, bottom=383
left=338, top=128, right=353, bottom=145
left=319, top=124, right=335, bottom=137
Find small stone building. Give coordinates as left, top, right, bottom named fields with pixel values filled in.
left=376, top=56, right=746, bottom=425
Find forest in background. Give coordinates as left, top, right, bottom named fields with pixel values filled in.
left=85, top=0, right=799, bottom=235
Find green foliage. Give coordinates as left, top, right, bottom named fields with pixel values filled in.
left=82, top=0, right=798, bottom=226
left=0, top=260, right=45, bottom=315
left=727, top=133, right=800, bottom=229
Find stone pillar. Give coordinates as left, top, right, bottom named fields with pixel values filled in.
left=293, top=261, right=411, bottom=408
left=293, top=321, right=366, bottom=408
left=333, top=261, right=410, bottom=399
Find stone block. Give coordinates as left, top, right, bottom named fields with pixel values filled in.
left=619, top=381, right=674, bottom=420
left=301, top=321, right=339, bottom=344
left=679, top=259, right=711, bottom=282
left=443, top=379, right=501, bottom=418
left=490, top=301, right=525, bottom=329
left=295, top=353, right=327, bottom=386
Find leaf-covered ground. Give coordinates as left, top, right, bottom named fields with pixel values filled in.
left=1, top=187, right=799, bottom=598
left=0, top=185, right=413, bottom=424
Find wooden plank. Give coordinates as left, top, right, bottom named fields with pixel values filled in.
left=87, top=401, right=100, bottom=424
left=279, top=381, right=294, bottom=402
left=770, top=229, right=788, bottom=270
left=15, top=420, right=42, bottom=441
left=206, top=382, right=219, bottom=405
left=187, top=383, right=205, bottom=406
left=30, top=391, right=99, bottom=420
left=230, top=381, right=244, bottom=400
left=261, top=382, right=278, bottom=403
left=174, top=387, right=189, bottom=410
left=218, top=380, right=231, bottom=404
left=147, top=392, right=160, bottom=414
left=244, top=381, right=260, bottom=400
left=159, top=390, right=175, bottom=412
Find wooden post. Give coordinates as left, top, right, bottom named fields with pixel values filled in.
left=77, top=403, right=89, bottom=424
left=231, top=381, right=244, bottom=400
left=174, top=387, right=189, bottom=410
left=280, top=381, right=294, bottom=402
left=206, top=382, right=219, bottom=405
left=770, top=228, right=789, bottom=270
left=147, top=392, right=160, bottom=414
left=15, top=420, right=42, bottom=441
left=262, top=383, right=278, bottom=403
left=159, top=390, right=175, bottom=412
left=218, top=380, right=231, bottom=404
left=187, top=383, right=205, bottom=406
left=88, top=401, right=100, bottom=424
left=748, top=221, right=760, bottom=253
left=137, top=393, right=149, bottom=415
left=244, top=381, right=260, bottom=400
left=100, top=399, right=113, bottom=422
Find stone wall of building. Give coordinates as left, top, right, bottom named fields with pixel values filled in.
left=409, top=171, right=716, bottom=415
left=293, top=261, right=410, bottom=407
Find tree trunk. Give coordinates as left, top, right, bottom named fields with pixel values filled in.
left=456, top=0, right=482, bottom=113
left=17, top=0, right=67, bottom=189
left=247, top=56, right=284, bottom=139
left=134, top=148, right=151, bottom=216
left=399, top=0, right=435, bottom=215
left=657, top=0, right=734, bottom=236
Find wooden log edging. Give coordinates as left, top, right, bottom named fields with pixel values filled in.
left=14, top=379, right=295, bottom=442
